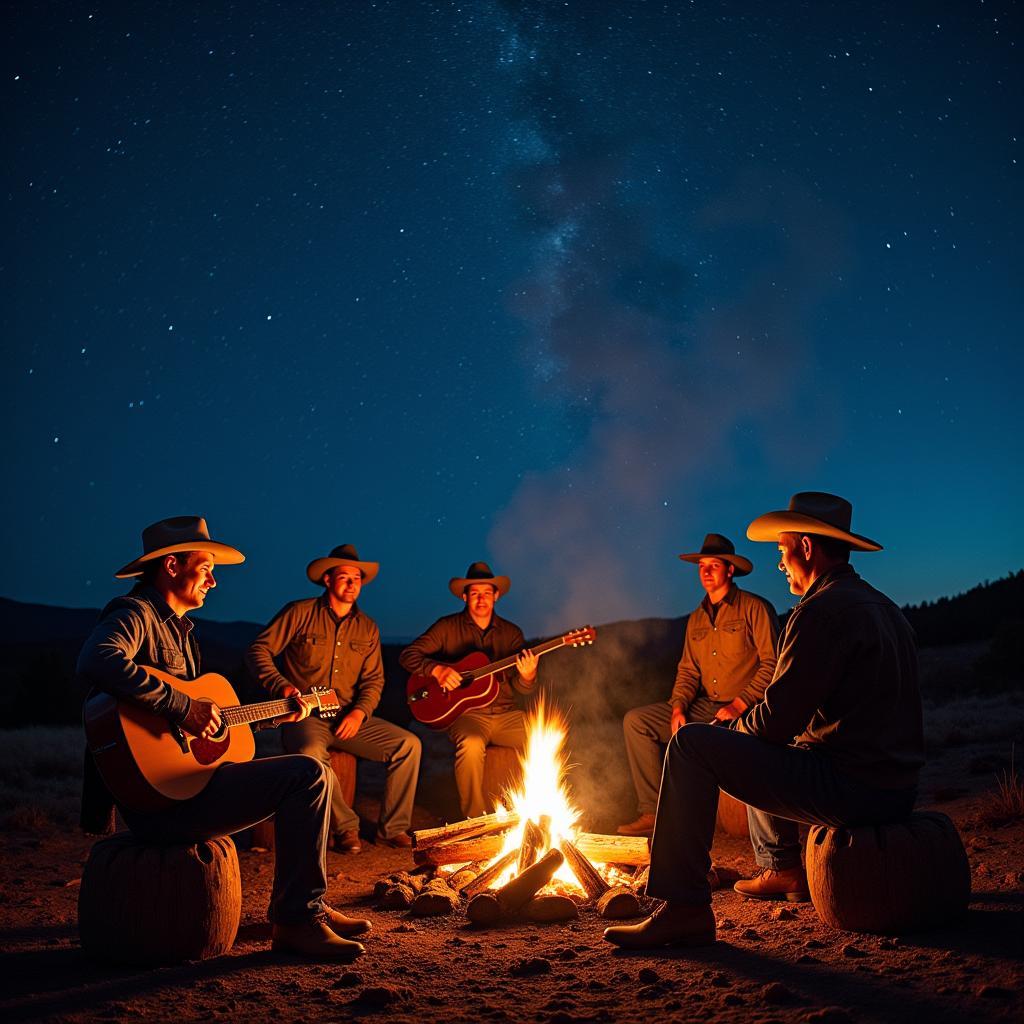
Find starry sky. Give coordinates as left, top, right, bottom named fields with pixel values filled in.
left=5, top=1, right=1022, bottom=638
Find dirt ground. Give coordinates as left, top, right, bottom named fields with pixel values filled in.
left=1, top=776, right=1021, bottom=1024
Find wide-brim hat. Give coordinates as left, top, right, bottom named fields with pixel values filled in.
left=306, top=544, right=379, bottom=585
left=678, top=533, right=752, bottom=576
left=746, top=492, right=882, bottom=551
left=115, top=516, right=245, bottom=579
left=449, top=561, right=511, bottom=599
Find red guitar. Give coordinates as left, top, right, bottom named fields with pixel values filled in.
left=405, top=625, right=596, bottom=729
left=84, top=665, right=340, bottom=813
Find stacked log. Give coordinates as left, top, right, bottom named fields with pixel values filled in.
left=467, top=849, right=565, bottom=926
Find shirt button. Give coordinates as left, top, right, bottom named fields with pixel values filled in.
left=712, top=651, right=717, bottom=656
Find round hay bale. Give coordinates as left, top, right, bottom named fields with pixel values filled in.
left=716, top=790, right=750, bottom=837
left=806, top=812, right=970, bottom=934
left=79, top=832, right=241, bottom=964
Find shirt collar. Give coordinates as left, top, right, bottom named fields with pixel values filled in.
left=701, top=581, right=738, bottom=616
left=461, top=607, right=495, bottom=632
left=129, top=583, right=194, bottom=632
left=800, top=563, right=858, bottom=603
left=318, top=591, right=360, bottom=623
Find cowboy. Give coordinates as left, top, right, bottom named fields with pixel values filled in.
left=616, top=534, right=779, bottom=838
left=605, top=493, right=925, bottom=950
left=246, top=544, right=421, bottom=853
left=76, top=517, right=370, bottom=961
left=399, top=562, right=538, bottom=819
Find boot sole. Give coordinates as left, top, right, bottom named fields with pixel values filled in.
left=734, top=888, right=810, bottom=903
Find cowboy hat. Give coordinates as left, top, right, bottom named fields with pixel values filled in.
left=115, top=516, right=245, bottom=579
left=306, top=544, right=379, bottom=585
left=746, top=492, right=882, bottom=551
left=449, top=561, right=511, bottom=599
left=678, top=533, right=752, bottom=576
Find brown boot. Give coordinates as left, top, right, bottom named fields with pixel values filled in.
left=333, top=829, right=361, bottom=854
left=375, top=830, right=413, bottom=848
left=733, top=866, right=809, bottom=902
left=271, top=917, right=365, bottom=961
left=616, top=813, right=656, bottom=837
left=604, top=901, right=715, bottom=949
left=323, top=905, right=372, bottom=937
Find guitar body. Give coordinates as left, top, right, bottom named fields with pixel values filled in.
left=406, top=651, right=504, bottom=730
left=84, top=667, right=255, bottom=814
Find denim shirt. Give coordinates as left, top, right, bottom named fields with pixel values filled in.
left=76, top=583, right=198, bottom=723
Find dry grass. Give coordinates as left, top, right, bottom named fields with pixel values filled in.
left=976, top=746, right=1024, bottom=826
left=923, top=692, right=1024, bottom=749
left=0, top=725, right=83, bottom=829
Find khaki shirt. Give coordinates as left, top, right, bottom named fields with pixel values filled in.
left=671, top=584, right=779, bottom=710
left=735, top=565, right=924, bottom=791
left=245, top=595, right=385, bottom=720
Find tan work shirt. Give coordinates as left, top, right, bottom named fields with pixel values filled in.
left=671, top=584, right=779, bottom=710
left=245, top=595, right=385, bottom=720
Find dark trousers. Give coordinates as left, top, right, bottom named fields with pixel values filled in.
left=121, top=754, right=332, bottom=925
left=647, top=724, right=916, bottom=905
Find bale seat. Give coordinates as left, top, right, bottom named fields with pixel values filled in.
left=806, top=811, right=970, bottom=933
left=483, top=744, right=524, bottom=812
left=78, top=832, right=241, bottom=964
left=716, top=790, right=750, bottom=838
left=250, top=750, right=357, bottom=851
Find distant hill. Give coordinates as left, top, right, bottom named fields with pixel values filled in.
left=0, top=570, right=1020, bottom=728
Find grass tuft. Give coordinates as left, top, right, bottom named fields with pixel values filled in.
left=976, top=745, right=1024, bottom=827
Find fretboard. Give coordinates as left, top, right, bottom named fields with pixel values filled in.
left=467, top=635, right=567, bottom=681
left=221, top=698, right=301, bottom=728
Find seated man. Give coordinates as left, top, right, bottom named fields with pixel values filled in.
left=399, top=562, right=537, bottom=819
left=618, top=533, right=778, bottom=837
left=246, top=544, right=421, bottom=853
left=77, top=517, right=369, bottom=961
left=606, top=493, right=925, bottom=949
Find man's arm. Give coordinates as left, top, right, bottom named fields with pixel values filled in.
left=399, top=620, right=447, bottom=680
left=351, top=629, right=385, bottom=721
left=738, top=599, right=780, bottom=708
left=245, top=603, right=303, bottom=697
left=77, top=604, right=190, bottom=723
left=669, top=623, right=700, bottom=712
left=733, top=604, right=842, bottom=744
left=508, top=626, right=538, bottom=694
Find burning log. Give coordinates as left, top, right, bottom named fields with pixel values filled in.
left=413, top=835, right=504, bottom=867
left=458, top=850, right=518, bottom=897
left=633, top=865, right=650, bottom=895
left=467, top=848, right=565, bottom=926
left=559, top=837, right=610, bottom=901
left=523, top=894, right=578, bottom=922
left=597, top=886, right=642, bottom=919
left=412, top=812, right=519, bottom=849
left=448, top=867, right=477, bottom=890
left=411, top=878, right=460, bottom=916
left=575, top=832, right=650, bottom=867
left=516, top=816, right=550, bottom=874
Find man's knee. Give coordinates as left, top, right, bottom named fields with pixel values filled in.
left=623, top=706, right=644, bottom=736
left=455, top=733, right=487, bottom=763
left=396, top=731, right=422, bottom=762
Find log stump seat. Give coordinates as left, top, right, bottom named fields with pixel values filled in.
left=483, top=744, right=524, bottom=812
left=716, top=790, right=750, bottom=838
left=806, top=811, right=971, bottom=934
left=78, top=832, right=241, bottom=964
left=250, top=750, right=357, bottom=851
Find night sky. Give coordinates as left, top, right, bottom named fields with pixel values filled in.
left=5, top=1, right=1022, bottom=638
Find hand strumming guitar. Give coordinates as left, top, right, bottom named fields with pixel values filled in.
left=432, top=664, right=465, bottom=693
left=181, top=697, right=223, bottom=740
left=516, top=648, right=538, bottom=682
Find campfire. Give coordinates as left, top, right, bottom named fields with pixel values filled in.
left=375, top=702, right=650, bottom=925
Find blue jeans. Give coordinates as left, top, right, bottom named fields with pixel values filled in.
left=647, top=724, right=916, bottom=905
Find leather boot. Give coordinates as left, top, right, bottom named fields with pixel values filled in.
left=271, top=917, right=365, bottom=961
left=616, top=813, right=656, bottom=837
left=333, top=829, right=361, bottom=854
left=733, top=866, right=809, bottom=902
left=323, top=905, right=372, bottom=936
left=603, top=901, right=716, bottom=949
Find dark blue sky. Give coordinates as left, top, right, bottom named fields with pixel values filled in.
left=5, top=1, right=1022, bottom=636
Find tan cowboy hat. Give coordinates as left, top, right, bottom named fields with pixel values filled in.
left=306, top=544, right=379, bottom=585
left=449, top=561, right=511, bottom=599
left=115, top=516, right=245, bottom=579
left=746, top=492, right=882, bottom=551
left=678, top=533, right=752, bottom=576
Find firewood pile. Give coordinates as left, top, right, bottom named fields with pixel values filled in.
left=373, top=812, right=650, bottom=926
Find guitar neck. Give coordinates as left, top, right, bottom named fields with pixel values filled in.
left=467, top=635, right=567, bottom=681
left=219, top=696, right=307, bottom=728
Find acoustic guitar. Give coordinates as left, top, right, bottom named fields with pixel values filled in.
left=84, top=665, right=340, bottom=813
left=406, top=625, right=596, bottom=729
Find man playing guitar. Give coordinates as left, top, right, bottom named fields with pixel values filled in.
left=400, top=562, right=538, bottom=818
left=76, top=516, right=371, bottom=961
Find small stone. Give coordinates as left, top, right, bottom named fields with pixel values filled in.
left=557, top=948, right=578, bottom=960
left=741, top=927, right=761, bottom=941
left=638, top=967, right=659, bottom=984
left=723, top=993, right=744, bottom=1006
left=332, top=972, right=362, bottom=989
left=803, top=938, right=825, bottom=949
left=710, top=973, right=730, bottom=988
left=510, top=957, right=551, bottom=977
left=392, top=923, right=418, bottom=933
left=770, top=905, right=796, bottom=921
left=349, top=985, right=409, bottom=1008
left=761, top=982, right=793, bottom=1005
left=716, top=916, right=736, bottom=930
left=877, top=938, right=898, bottom=950
left=842, top=944, right=868, bottom=958
left=638, top=985, right=664, bottom=1000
